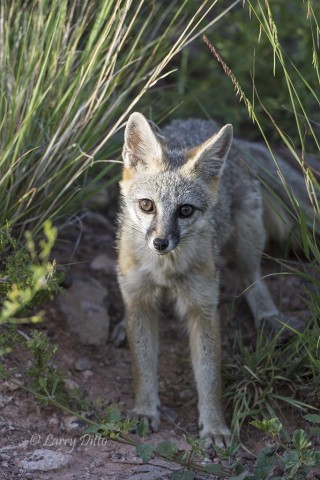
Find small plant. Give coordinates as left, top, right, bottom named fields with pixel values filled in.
left=61, top=410, right=320, bottom=479
left=223, top=324, right=320, bottom=441
left=251, top=417, right=320, bottom=480
left=0, top=220, right=61, bottom=325
left=26, top=330, right=65, bottom=401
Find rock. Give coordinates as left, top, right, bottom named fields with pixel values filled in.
left=127, top=464, right=174, bottom=480
left=63, top=416, right=87, bottom=433
left=64, top=378, right=79, bottom=391
left=58, top=276, right=109, bottom=346
left=48, top=414, right=60, bottom=428
left=74, top=357, right=92, bottom=372
left=36, top=420, right=48, bottom=433
left=90, top=254, right=116, bottom=275
left=0, top=440, right=28, bottom=452
left=20, top=449, right=74, bottom=471
left=0, top=394, right=12, bottom=408
left=82, top=369, right=93, bottom=381
left=3, top=380, right=20, bottom=391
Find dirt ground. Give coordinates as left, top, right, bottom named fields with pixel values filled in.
left=0, top=203, right=318, bottom=479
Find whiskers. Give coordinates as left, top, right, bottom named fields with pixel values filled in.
left=120, top=217, right=147, bottom=242
left=179, top=230, right=202, bottom=246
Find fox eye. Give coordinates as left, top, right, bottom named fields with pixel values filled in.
left=139, top=199, right=155, bottom=213
left=178, top=204, right=195, bottom=218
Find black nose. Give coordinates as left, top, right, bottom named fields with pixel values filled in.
left=153, top=238, right=169, bottom=252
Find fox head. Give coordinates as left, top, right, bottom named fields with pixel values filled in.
left=120, top=112, right=233, bottom=255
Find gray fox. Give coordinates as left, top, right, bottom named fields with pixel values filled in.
left=117, top=112, right=307, bottom=447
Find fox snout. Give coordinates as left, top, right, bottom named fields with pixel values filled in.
left=147, top=232, right=179, bottom=255
left=153, top=238, right=169, bottom=252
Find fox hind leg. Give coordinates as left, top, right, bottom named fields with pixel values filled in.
left=232, top=190, right=304, bottom=336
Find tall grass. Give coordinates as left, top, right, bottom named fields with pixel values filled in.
left=0, top=0, right=239, bottom=235
left=206, top=0, right=320, bottom=441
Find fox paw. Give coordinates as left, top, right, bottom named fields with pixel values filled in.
left=130, top=408, right=160, bottom=433
left=261, top=313, right=305, bottom=342
left=199, top=424, right=231, bottom=449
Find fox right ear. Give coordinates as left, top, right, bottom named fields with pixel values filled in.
left=122, top=112, right=163, bottom=169
left=184, top=124, right=233, bottom=178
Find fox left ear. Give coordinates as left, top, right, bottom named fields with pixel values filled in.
left=184, top=124, right=233, bottom=178
left=122, top=112, right=163, bottom=169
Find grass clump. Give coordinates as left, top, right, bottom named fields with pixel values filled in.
left=0, top=0, right=233, bottom=235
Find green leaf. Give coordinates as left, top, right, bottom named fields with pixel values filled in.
left=136, top=417, right=149, bottom=438
left=281, top=450, right=300, bottom=470
left=310, top=426, right=320, bottom=434
left=292, top=429, right=311, bottom=451
left=170, top=469, right=195, bottom=480
left=136, top=443, right=153, bottom=463
left=251, top=418, right=282, bottom=437
left=204, top=464, right=227, bottom=474
left=254, top=448, right=277, bottom=479
left=185, top=436, right=206, bottom=450
left=234, top=463, right=247, bottom=475
left=106, top=406, right=122, bottom=423
left=304, top=414, right=320, bottom=424
left=229, top=471, right=249, bottom=480
left=83, top=424, right=101, bottom=435
left=156, top=440, right=178, bottom=458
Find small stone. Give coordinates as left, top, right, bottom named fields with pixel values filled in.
left=0, top=394, right=12, bottom=407
left=64, top=416, right=87, bottom=433
left=20, top=449, right=74, bottom=471
left=36, top=420, right=48, bottom=433
left=48, top=415, right=59, bottom=427
left=74, top=357, right=92, bottom=372
left=3, top=380, right=20, bottom=392
left=0, top=440, right=29, bottom=452
left=127, top=464, right=174, bottom=480
left=82, top=370, right=93, bottom=381
left=64, top=378, right=79, bottom=391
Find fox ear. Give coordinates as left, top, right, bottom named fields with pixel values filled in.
left=185, top=124, right=233, bottom=178
left=122, top=112, right=163, bottom=169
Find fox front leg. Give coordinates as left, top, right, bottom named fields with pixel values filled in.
left=123, top=290, right=161, bottom=432
left=176, top=281, right=231, bottom=448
